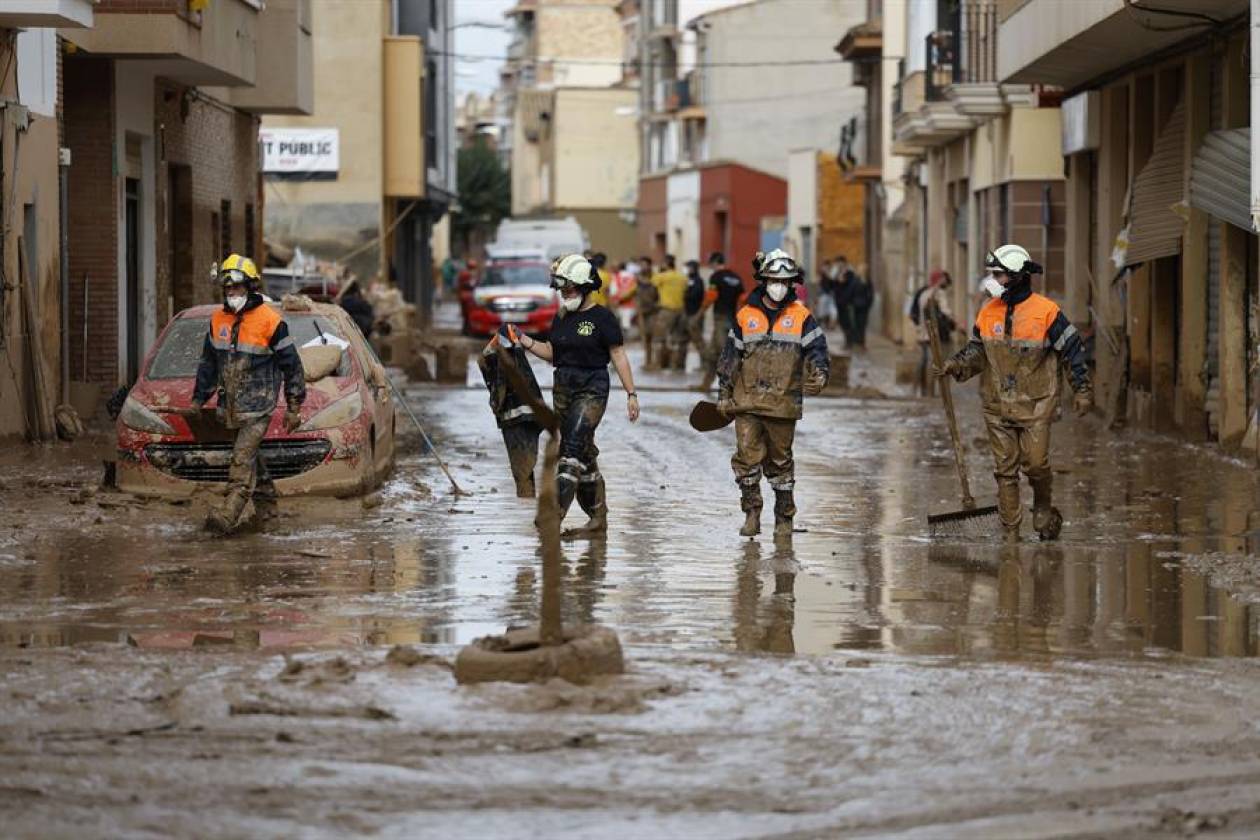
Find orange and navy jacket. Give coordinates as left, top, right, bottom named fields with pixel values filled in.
left=950, top=286, right=1089, bottom=422
left=193, top=294, right=306, bottom=425
left=717, top=288, right=829, bottom=420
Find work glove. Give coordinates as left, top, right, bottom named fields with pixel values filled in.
left=716, top=392, right=736, bottom=418
left=1073, top=389, right=1094, bottom=418
left=931, top=358, right=959, bottom=379
left=803, top=362, right=827, bottom=396
left=283, top=404, right=303, bottom=434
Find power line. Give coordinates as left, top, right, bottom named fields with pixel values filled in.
left=430, top=49, right=848, bottom=68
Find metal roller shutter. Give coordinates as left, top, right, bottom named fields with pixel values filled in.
left=1190, top=128, right=1250, bottom=232
left=1125, top=101, right=1186, bottom=266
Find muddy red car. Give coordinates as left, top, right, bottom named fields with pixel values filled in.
left=463, top=261, right=558, bottom=337
left=116, top=297, right=396, bottom=498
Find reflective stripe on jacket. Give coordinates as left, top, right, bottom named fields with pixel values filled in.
left=717, top=292, right=829, bottom=420
left=193, top=296, right=306, bottom=427
left=477, top=327, right=542, bottom=428
left=951, top=291, right=1089, bottom=423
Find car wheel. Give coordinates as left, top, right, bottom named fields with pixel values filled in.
left=362, top=427, right=379, bottom=493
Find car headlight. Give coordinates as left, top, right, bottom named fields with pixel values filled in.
left=119, top=396, right=175, bottom=435
left=297, top=391, right=362, bottom=432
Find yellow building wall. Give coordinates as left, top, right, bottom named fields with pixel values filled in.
left=1008, top=107, right=1065, bottom=181
left=535, top=0, right=623, bottom=88
left=552, top=88, right=639, bottom=210
left=816, top=152, right=865, bottom=270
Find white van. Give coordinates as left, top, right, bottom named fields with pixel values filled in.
left=491, top=217, right=589, bottom=263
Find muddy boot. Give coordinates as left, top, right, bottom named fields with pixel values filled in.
left=563, top=477, right=608, bottom=539
left=205, top=489, right=248, bottom=535
left=253, top=494, right=279, bottom=524
left=773, top=488, right=796, bottom=538
left=739, top=483, right=762, bottom=537
left=1033, top=506, right=1063, bottom=541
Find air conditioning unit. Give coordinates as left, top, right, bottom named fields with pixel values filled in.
left=1061, top=90, right=1100, bottom=155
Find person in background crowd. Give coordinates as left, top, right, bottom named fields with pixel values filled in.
left=441, top=256, right=459, bottom=299
left=649, top=255, right=687, bottom=372
left=815, top=259, right=839, bottom=330
left=848, top=264, right=874, bottom=350
left=588, top=252, right=613, bottom=307
left=682, top=259, right=707, bottom=372
left=695, top=251, right=744, bottom=392
left=635, top=258, right=660, bottom=368
left=910, top=269, right=957, bottom=396
left=338, top=280, right=375, bottom=339
left=832, top=256, right=857, bottom=347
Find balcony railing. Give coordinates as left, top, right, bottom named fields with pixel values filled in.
left=922, top=1, right=998, bottom=101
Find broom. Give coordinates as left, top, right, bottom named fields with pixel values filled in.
left=924, top=305, right=1000, bottom=537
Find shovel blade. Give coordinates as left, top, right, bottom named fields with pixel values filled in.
left=690, top=400, right=733, bottom=432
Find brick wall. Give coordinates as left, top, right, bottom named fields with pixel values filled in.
left=154, top=82, right=260, bottom=319
left=64, top=57, right=118, bottom=385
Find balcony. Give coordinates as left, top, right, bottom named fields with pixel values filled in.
left=998, top=0, right=1246, bottom=89
left=382, top=36, right=425, bottom=199
left=0, top=0, right=92, bottom=28
left=62, top=0, right=259, bottom=86
left=835, top=20, right=882, bottom=62
left=228, top=0, right=312, bottom=114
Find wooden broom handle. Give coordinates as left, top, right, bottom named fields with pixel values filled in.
left=926, top=304, right=976, bottom=510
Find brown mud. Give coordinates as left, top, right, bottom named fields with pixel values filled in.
left=2, top=342, right=1260, bottom=835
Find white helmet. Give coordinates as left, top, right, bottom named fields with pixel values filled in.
left=986, top=243, right=1041, bottom=276
left=758, top=248, right=800, bottom=281
left=550, top=254, right=598, bottom=290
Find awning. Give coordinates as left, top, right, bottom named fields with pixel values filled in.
left=1190, top=128, right=1250, bottom=232
left=1125, top=101, right=1185, bottom=266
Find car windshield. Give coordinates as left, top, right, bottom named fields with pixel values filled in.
left=480, top=265, right=550, bottom=288
left=146, top=313, right=350, bottom=379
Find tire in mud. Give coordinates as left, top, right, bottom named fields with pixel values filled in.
left=453, top=624, right=624, bottom=685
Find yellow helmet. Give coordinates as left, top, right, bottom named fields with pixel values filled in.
left=218, top=254, right=260, bottom=289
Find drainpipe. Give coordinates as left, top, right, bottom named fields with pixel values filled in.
left=59, top=147, right=70, bottom=404
left=1252, top=0, right=1260, bottom=230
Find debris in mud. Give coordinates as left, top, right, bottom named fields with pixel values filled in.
left=360, top=492, right=383, bottom=510
left=277, top=656, right=356, bottom=686
left=384, top=645, right=452, bottom=670
left=491, top=675, right=684, bottom=714
left=228, top=699, right=395, bottom=721
left=1157, top=808, right=1228, bottom=835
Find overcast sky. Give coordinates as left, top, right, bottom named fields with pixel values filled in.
left=453, top=0, right=514, bottom=99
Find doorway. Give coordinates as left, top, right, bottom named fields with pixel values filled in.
left=125, top=177, right=141, bottom=384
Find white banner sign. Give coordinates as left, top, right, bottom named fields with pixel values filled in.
left=260, top=128, right=340, bottom=174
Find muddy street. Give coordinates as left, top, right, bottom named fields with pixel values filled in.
left=3, top=347, right=1260, bottom=837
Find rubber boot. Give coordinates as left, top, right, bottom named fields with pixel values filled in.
left=563, top=477, right=608, bottom=539
left=205, top=488, right=249, bottom=536
left=1029, top=472, right=1062, bottom=541
left=739, top=483, right=762, bottom=537
left=773, top=488, right=796, bottom=538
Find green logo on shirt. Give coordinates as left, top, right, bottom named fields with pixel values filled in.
left=577, top=321, right=595, bottom=337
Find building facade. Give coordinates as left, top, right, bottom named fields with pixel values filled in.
left=58, top=0, right=311, bottom=409
left=264, top=0, right=455, bottom=324
left=1001, top=0, right=1256, bottom=455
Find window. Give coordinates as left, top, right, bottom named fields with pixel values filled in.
left=211, top=211, right=220, bottom=264
left=220, top=199, right=232, bottom=259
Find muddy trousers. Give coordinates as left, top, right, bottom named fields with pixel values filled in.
left=553, top=375, right=608, bottom=525
left=652, top=309, right=687, bottom=370
left=985, top=413, right=1052, bottom=531
left=501, top=420, right=542, bottom=498
left=217, top=415, right=276, bottom=528
left=731, top=414, right=797, bottom=515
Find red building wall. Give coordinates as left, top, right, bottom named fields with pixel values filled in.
left=636, top=174, right=667, bottom=263
left=700, top=163, right=786, bottom=288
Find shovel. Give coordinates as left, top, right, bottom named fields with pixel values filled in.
left=924, top=307, right=999, bottom=537
left=689, top=399, right=734, bottom=432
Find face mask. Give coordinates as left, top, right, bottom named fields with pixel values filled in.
left=982, top=275, right=1006, bottom=299
left=226, top=294, right=248, bottom=312
left=561, top=294, right=583, bottom=313
left=766, top=282, right=788, bottom=303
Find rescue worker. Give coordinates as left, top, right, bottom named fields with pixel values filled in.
left=193, top=254, right=306, bottom=535
left=649, top=255, right=688, bottom=371
left=681, top=259, right=707, bottom=371
left=935, top=243, right=1093, bottom=542
left=695, top=251, right=743, bottom=392
left=517, top=254, right=640, bottom=537
left=634, top=260, right=660, bottom=369
left=478, top=325, right=544, bottom=498
left=718, top=250, right=829, bottom=538
left=587, top=252, right=613, bottom=307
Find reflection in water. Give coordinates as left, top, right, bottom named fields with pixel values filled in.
left=734, top=537, right=797, bottom=655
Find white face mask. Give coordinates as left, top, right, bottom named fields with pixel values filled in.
left=766, top=282, right=789, bottom=303
left=226, top=294, right=248, bottom=312
left=561, top=294, right=583, bottom=313
left=982, top=275, right=1006, bottom=299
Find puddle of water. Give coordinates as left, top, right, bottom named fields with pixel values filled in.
left=1, top=371, right=1257, bottom=663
